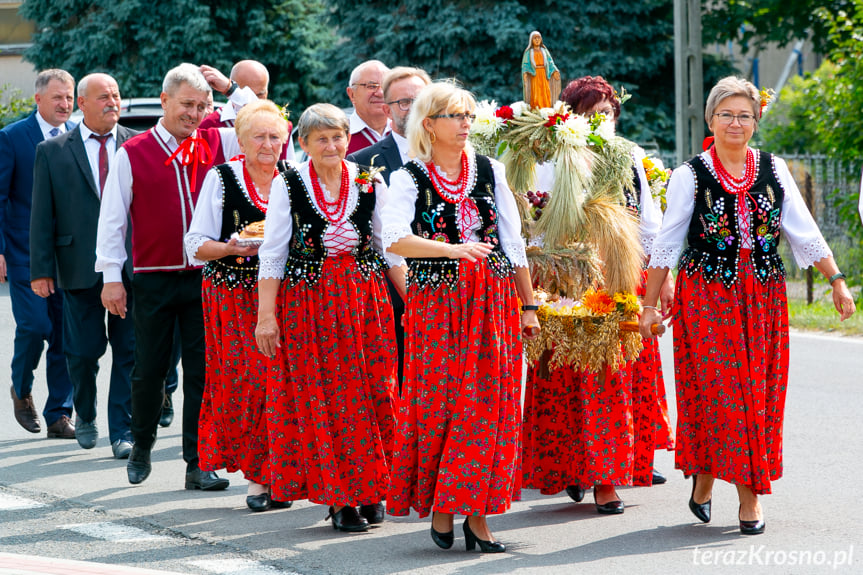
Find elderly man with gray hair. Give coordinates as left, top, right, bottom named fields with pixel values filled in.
left=346, top=59, right=391, bottom=155
left=95, top=62, right=254, bottom=488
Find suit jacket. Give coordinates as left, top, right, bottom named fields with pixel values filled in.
left=347, top=133, right=403, bottom=186
left=0, top=112, right=74, bottom=267
left=29, top=123, right=137, bottom=289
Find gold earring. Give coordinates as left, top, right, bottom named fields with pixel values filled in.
left=430, top=131, right=436, bottom=144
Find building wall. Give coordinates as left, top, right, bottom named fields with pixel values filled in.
left=0, top=0, right=37, bottom=96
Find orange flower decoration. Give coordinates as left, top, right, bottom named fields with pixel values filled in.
left=582, top=288, right=616, bottom=315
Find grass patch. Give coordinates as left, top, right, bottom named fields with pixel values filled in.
left=787, top=297, right=863, bottom=335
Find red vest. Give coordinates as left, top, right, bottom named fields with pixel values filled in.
left=124, top=128, right=223, bottom=272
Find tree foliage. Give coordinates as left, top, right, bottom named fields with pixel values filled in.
left=0, top=85, right=34, bottom=128
left=20, top=0, right=335, bottom=111
left=324, top=0, right=683, bottom=149
left=703, top=0, right=857, bottom=53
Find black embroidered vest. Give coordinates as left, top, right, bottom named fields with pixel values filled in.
left=624, top=165, right=641, bottom=218
left=282, top=166, right=386, bottom=287
left=678, top=151, right=786, bottom=287
left=202, top=164, right=265, bottom=291
left=402, top=155, right=513, bottom=290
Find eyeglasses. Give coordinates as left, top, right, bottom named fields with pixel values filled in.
left=386, top=98, right=415, bottom=112
left=713, top=112, right=756, bottom=126
left=430, top=113, right=476, bottom=122
left=352, top=82, right=381, bottom=92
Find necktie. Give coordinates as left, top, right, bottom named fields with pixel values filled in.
left=90, top=133, right=110, bottom=195
left=48, top=127, right=61, bottom=138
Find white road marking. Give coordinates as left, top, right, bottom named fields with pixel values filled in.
left=189, top=558, right=301, bottom=575
left=0, top=493, right=46, bottom=510
left=62, top=522, right=172, bottom=542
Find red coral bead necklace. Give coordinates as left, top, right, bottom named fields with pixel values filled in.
left=426, top=151, right=469, bottom=203
left=309, top=159, right=350, bottom=223
left=710, top=145, right=756, bottom=194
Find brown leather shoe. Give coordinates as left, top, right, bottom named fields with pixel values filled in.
left=11, top=385, right=41, bottom=433
left=46, top=414, right=76, bottom=439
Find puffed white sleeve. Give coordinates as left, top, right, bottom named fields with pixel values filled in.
left=379, top=167, right=417, bottom=267
left=370, top=177, right=395, bottom=264
left=184, top=167, right=223, bottom=265
left=648, top=163, right=695, bottom=269
left=631, top=147, right=662, bottom=256
left=491, top=159, right=528, bottom=268
left=257, top=174, right=293, bottom=280
left=774, top=156, right=833, bottom=268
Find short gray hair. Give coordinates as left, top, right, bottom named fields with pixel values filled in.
left=162, top=63, right=210, bottom=96
left=348, top=60, right=389, bottom=87
left=705, top=76, right=760, bottom=126
left=35, top=69, right=74, bottom=94
left=297, top=103, right=349, bottom=141
left=77, top=73, right=118, bottom=98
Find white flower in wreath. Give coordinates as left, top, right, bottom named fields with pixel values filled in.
left=471, top=100, right=504, bottom=139
left=556, top=114, right=590, bottom=147
left=539, top=107, right=554, bottom=121
left=595, top=115, right=616, bottom=141
left=511, top=101, right=528, bottom=117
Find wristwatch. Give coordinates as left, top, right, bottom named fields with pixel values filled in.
left=224, top=80, right=239, bottom=97
left=829, top=272, right=846, bottom=285
left=522, top=304, right=539, bottom=311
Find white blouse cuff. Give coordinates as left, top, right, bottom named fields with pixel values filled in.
left=502, top=238, right=528, bottom=268
left=647, top=241, right=682, bottom=269
left=641, top=234, right=656, bottom=258
left=184, top=233, right=211, bottom=267
left=258, top=256, right=287, bottom=281
left=790, top=236, right=833, bottom=269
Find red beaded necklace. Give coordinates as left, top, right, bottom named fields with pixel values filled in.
left=426, top=152, right=469, bottom=203
left=309, top=159, right=350, bottom=223
left=710, top=145, right=756, bottom=194
left=240, top=157, right=274, bottom=213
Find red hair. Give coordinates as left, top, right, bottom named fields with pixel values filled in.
left=560, top=76, right=620, bottom=119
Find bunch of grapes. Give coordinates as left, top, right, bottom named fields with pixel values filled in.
left=525, top=190, right=549, bottom=221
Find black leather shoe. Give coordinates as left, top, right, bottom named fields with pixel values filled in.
left=326, top=506, right=368, bottom=532
left=463, top=517, right=505, bottom=553
left=246, top=493, right=271, bottom=512
left=739, top=505, right=765, bottom=535
left=652, top=469, right=667, bottom=485
left=593, top=487, right=624, bottom=515
left=271, top=499, right=293, bottom=509
left=565, top=484, right=585, bottom=503
left=358, top=502, right=385, bottom=524
left=159, top=394, right=174, bottom=428
left=688, top=475, right=711, bottom=523
left=185, top=468, right=230, bottom=491
left=431, top=525, right=454, bottom=549
left=126, top=446, right=152, bottom=485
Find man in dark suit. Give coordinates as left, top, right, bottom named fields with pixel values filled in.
left=30, top=73, right=137, bottom=459
left=0, top=69, right=76, bottom=439
left=348, top=66, right=431, bottom=389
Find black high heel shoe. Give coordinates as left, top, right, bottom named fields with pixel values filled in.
left=565, top=484, right=585, bottom=503
left=325, top=506, right=368, bottom=532
left=246, top=493, right=272, bottom=512
left=463, top=517, right=505, bottom=553
left=430, top=526, right=454, bottom=549
left=593, top=487, right=624, bottom=515
left=688, top=475, right=712, bottom=523
left=738, top=505, right=766, bottom=535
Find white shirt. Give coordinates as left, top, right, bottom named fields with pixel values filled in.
left=79, top=122, right=118, bottom=194
left=184, top=160, right=295, bottom=266
left=257, top=160, right=388, bottom=280
left=392, top=132, right=410, bottom=164
left=349, top=111, right=391, bottom=143
left=380, top=150, right=528, bottom=269
left=649, top=149, right=833, bottom=270
left=95, top=88, right=254, bottom=283
left=36, top=112, right=66, bottom=139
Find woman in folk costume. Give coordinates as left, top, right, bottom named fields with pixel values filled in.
left=383, top=82, right=539, bottom=553
left=185, top=100, right=292, bottom=512
left=640, top=76, right=855, bottom=534
left=521, top=76, right=674, bottom=513
left=255, top=103, right=398, bottom=533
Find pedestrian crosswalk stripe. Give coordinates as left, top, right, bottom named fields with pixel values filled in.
left=189, top=558, right=301, bottom=575
left=62, top=522, right=172, bottom=542
left=0, top=493, right=46, bottom=510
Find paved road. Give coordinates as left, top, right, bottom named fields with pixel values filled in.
left=1, top=282, right=861, bottom=574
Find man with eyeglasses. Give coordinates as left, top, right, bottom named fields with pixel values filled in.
left=348, top=66, right=431, bottom=392
left=346, top=60, right=391, bottom=155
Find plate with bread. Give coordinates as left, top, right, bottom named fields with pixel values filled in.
left=233, top=220, right=265, bottom=247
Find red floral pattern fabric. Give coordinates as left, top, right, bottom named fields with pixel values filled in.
left=673, top=252, right=789, bottom=495
left=387, top=260, right=523, bottom=518
left=198, top=277, right=270, bottom=483
left=266, top=256, right=397, bottom=505
left=631, top=337, right=675, bottom=485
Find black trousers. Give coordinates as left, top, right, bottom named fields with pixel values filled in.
left=131, top=271, right=205, bottom=469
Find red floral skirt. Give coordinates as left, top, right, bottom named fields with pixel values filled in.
left=387, top=260, right=523, bottom=518
left=266, top=256, right=397, bottom=505
left=630, top=336, right=675, bottom=484
left=673, top=254, right=789, bottom=495
left=198, top=278, right=270, bottom=483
